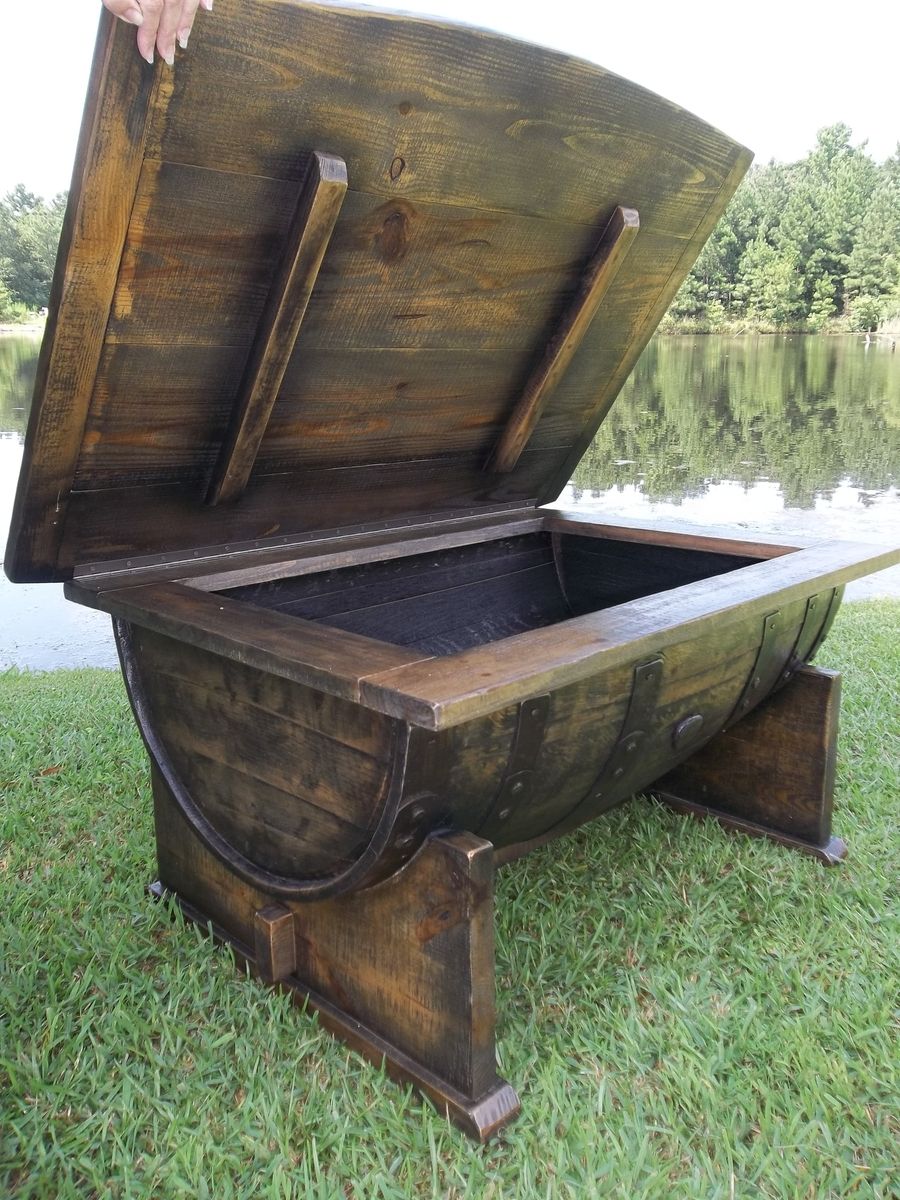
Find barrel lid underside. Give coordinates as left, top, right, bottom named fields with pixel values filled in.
left=6, top=0, right=750, bottom=581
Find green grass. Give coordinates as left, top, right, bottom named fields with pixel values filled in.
left=1, top=602, right=898, bottom=1199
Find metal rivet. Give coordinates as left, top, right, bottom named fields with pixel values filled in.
left=511, top=780, right=525, bottom=796
left=498, top=807, right=512, bottom=821
left=625, top=740, right=637, bottom=753
left=752, top=676, right=761, bottom=689
left=396, top=833, right=414, bottom=850
left=613, top=767, right=624, bottom=780
left=410, top=805, right=426, bottom=822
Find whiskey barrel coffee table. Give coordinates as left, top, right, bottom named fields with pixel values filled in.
left=6, top=0, right=897, bottom=1140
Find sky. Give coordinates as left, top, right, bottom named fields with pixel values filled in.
left=2, top=0, right=899, bottom=199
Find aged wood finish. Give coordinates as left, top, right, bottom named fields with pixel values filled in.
left=5, top=0, right=753, bottom=580
left=207, top=151, right=349, bottom=505
left=653, top=666, right=845, bottom=864
left=8, top=0, right=900, bottom=1144
left=487, top=205, right=640, bottom=474
left=4, top=14, right=157, bottom=582
left=150, top=766, right=518, bottom=1139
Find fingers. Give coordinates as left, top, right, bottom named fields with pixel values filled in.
left=100, top=0, right=144, bottom=27
left=176, top=0, right=202, bottom=49
left=102, top=0, right=212, bottom=65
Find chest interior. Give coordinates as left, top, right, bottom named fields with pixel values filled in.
left=220, top=530, right=763, bottom=656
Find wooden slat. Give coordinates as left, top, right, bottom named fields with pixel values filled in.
left=358, top=540, right=900, bottom=728
left=72, top=511, right=540, bottom=592
left=145, top=2, right=742, bottom=231
left=59, top=449, right=561, bottom=571
left=538, top=148, right=755, bottom=503
left=73, top=218, right=681, bottom=490
left=66, top=580, right=434, bottom=702
left=487, top=206, right=639, bottom=474
left=133, top=626, right=394, bottom=757
left=207, top=151, right=348, bottom=505
left=3, top=16, right=158, bottom=582
left=654, top=666, right=844, bottom=862
left=541, top=510, right=806, bottom=558
left=11, top=1, right=753, bottom=578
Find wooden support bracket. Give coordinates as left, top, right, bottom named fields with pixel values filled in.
left=486, top=204, right=639, bottom=475
left=206, top=151, right=348, bottom=506
left=149, top=764, right=519, bottom=1140
left=652, top=665, right=846, bottom=864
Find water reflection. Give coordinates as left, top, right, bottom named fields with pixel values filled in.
left=0, top=335, right=38, bottom=437
left=572, top=335, right=899, bottom=507
left=1, top=332, right=898, bottom=670
left=0, top=333, right=120, bottom=671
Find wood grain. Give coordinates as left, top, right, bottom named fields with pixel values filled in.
left=8, top=0, right=751, bottom=579
left=207, top=151, right=348, bottom=504
left=146, top=1, right=742, bottom=227
left=653, top=666, right=845, bottom=863
left=59, top=450, right=561, bottom=570
left=488, top=206, right=639, bottom=473
left=151, top=771, right=520, bottom=1139
left=4, top=15, right=158, bottom=581
left=70, top=579, right=434, bottom=701
left=359, top=539, right=895, bottom=727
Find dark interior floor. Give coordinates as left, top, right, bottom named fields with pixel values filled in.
left=222, top=532, right=761, bottom=655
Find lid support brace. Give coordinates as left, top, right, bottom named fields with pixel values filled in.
left=206, top=151, right=348, bottom=506
left=485, top=205, right=639, bottom=476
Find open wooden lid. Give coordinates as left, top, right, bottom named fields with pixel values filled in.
left=6, top=0, right=750, bottom=581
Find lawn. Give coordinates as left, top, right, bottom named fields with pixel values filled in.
left=1, top=601, right=898, bottom=1198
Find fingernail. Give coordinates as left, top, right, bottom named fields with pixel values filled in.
left=144, top=50, right=154, bottom=65
left=163, top=49, right=175, bottom=66
left=201, top=0, right=213, bottom=10
left=124, top=8, right=144, bottom=25
left=178, top=30, right=190, bottom=49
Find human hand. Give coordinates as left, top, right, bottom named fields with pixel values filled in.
left=101, top=0, right=213, bottom=66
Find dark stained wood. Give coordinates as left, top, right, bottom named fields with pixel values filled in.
left=3, top=14, right=158, bottom=582
left=359, top=538, right=900, bottom=728
left=57, top=450, right=560, bottom=572
left=150, top=763, right=519, bottom=1139
left=254, top=904, right=297, bottom=983
left=207, top=152, right=348, bottom=505
left=225, top=533, right=573, bottom=655
left=69, top=579, right=434, bottom=701
left=538, top=148, right=755, bottom=504
left=653, top=666, right=845, bottom=864
left=542, top=509, right=805, bottom=558
left=488, top=206, right=639, bottom=474
left=10, top=0, right=900, bottom=1147
left=557, top=533, right=762, bottom=614
left=145, top=3, right=742, bottom=229
left=6, top=2, right=752, bottom=582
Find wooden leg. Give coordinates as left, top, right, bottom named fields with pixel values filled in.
left=149, top=766, right=519, bottom=1140
left=652, top=666, right=846, bottom=865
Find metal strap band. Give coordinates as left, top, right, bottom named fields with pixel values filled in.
left=551, top=656, right=664, bottom=834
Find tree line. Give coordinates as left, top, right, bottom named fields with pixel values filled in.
left=1, top=121, right=898, bottom=331
left=0, top=185, right=67, bottom=322
left=664, top=123, right=900, bottom=333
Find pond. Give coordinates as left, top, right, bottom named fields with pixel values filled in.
left=1, top=332, right=898, bottom=670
